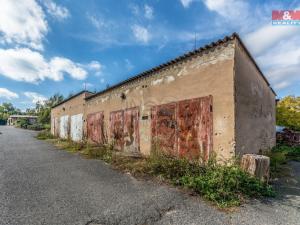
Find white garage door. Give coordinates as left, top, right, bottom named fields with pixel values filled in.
left=70, top=114, right=83, bottom=142
left=60, top=115, right=69, bottom=139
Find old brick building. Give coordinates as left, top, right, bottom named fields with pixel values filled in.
left=51, top=33, right=276, bottom=161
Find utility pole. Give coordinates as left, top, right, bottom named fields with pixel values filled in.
left=194, top=32, right=197, bottom=50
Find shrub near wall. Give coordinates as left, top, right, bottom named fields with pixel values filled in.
left=38, top=133, right=275, bottom=208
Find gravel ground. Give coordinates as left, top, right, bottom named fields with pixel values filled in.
left=0, top=126, right=299, bottom=225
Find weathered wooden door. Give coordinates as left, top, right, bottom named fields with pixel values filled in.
left=177, top=96, right=213, bottom=160
left=87, top=112, right=105, bottom=144
left=110, top=110, right=124, bottom=151
left=151, top=96, right=213, bottom=160
left=124, top=107, right=140, bottom=153
left=151, top=103, right=177, bottom=156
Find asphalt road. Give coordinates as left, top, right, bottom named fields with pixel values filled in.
left=0, top=126, right=299, bottom=225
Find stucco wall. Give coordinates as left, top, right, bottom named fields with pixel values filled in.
left=234, top=40, right=276, bottom=155
left=85, top=41, right=236, bottom=160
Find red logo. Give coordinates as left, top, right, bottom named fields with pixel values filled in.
left=272, top=10, right=300, bottom=20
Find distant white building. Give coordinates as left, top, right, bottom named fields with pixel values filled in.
left=7, top=115, right=38, bottom=126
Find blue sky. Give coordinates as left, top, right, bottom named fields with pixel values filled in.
left=0, top=0, right=299, bottom=110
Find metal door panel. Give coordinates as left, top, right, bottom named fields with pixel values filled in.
left=70, top=114, right=83, bottom=142
left=110, top=110, right=124, bottom=151
left=124, top=107, right=140, bottom=153
left=59, top=115, right=69, bottom=139
left=87, top=112, right=105, bottom=144
left=151, top=103, right=177, bottom=156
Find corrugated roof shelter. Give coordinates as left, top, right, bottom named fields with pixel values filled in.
left=51, top=33, right=276, bottom=162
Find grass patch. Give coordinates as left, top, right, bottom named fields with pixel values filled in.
left=36, top=130, right=55, bottom=140
left=41, top=138, right=275, bottom=208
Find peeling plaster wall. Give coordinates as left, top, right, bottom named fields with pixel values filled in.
left=234, top=40, right=276, bottom=155
left=70, top=113, right=83, bottom=142
left=85, top=41, right=236, bottom=160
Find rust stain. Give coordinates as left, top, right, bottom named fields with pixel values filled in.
left=177, top=98, right=201, bottom=159
left=124, top=107, right=140, bottom=152
left=151, top=96, right=213, bottom=160
left=151, top=103, right=177, bottom=156
left=87, top=112, right=105, bottom=144
left=110, top=110, right=124, bottom=151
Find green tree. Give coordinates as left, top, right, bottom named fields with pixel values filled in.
left=276, top=96, right=300, bottom=131
left=0, top=102, right=22, bottom=125
left=36, top=93, right=64, bottom=125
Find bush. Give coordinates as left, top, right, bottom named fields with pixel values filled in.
left=267, top=144, right=300, bottom=178
left=27, top=123, right=45, bottom=131
left=16, top=118, right=30, bottom=128
left=147, top=150, right=205, bottom=183
left=36, top=130, right=55, bottom=140
left=146, top=150, right=274, bottom=207
left=179, top=164, right=274, bottom=207
left=272, top=144, right=300, bottom=161
left=84, top=144, right=114, bottom=163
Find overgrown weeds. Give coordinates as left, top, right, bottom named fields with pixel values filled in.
left=266, top=144, right=300, bottom=178
left=36, top=130, right=55, bottom=140
left=39, top=135, right=275, bottom=208
left=146, top=150, right=274, bottom=208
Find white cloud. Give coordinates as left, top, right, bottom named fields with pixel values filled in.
left=0, top=88, right=19, bottom=99
left=125, top=59, right=134, bottom=71
left=273, top=81, right=290, bottom=90
left=86, top=60, right=103, bottom=76
left=256, top=38, right=300, bottom=91
left=243, top=21, right=300, bottom=92
left=203, top=0, right=249, bottom=20
left=245, top=25, right=300, bottom=55
left=0, top=48, right=89, bottom=83
left=144, top=5, right=154, bottom=19
left=24, top=92, right=47, bottom=104
left=87, top=13, right=115, bottom=30
left=50, top=57, right=87, bottom=80
left=131, top=25, right=150, bottom=43
left=180, top=0, right=195, bottom=8
left=0, top=0, right=48, bottom=50
left=129, top=4, right=140, bottom=16
left=87, top=61, right=102, bottom=71
left=43, top=0, right=70, bottom=20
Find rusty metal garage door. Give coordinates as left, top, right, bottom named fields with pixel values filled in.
left=151, top=103, right=177, bottom=156
left=110, top=108, right=140, bottom=152
left=151, top=96, right=213, bottom=160
left=124, top=107, right=140, bottom=153
left=110, top=110, right=124, bottom=151
left=87, top=112, right=105, bottom=144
